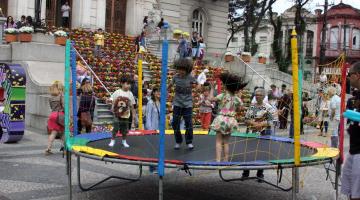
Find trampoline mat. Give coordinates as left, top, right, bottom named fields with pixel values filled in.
left=87, top=135, right=316, bottom=164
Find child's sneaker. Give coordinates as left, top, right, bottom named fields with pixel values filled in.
left=108, top=139, right=115, bottom=147
left=174, top=143, right=180, bottom=150
left=122, top=140, right=130, bottom=148
left=187, top=143, right=194, bottom=150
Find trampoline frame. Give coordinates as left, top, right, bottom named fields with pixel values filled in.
left=70, top=146, right=337, bottom=196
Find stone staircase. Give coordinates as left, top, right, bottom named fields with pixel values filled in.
left=93, top=99, right=112, bottom=126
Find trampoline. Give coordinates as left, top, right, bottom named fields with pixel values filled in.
left=69, top=131, right=339, bottom=192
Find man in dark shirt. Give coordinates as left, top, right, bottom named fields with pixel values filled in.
left=341, top=62, right=360, bottom=200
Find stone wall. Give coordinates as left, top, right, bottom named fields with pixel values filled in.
left=0, top=36, right=65, bottom=133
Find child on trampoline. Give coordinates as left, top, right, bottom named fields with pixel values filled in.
left=210, top=72, right=247, bottom=162
left=169, top=58, right=200, bottom=150
left=107, top=76, right=136, bottom=148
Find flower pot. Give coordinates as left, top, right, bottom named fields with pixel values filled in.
left=258, top=57, right=266, bottom=64
left=225, top=54, right=234, bottom=62
left=18, top=33, right=32, bottom=42
left=5, top=34, right=17, bottom=43
left=241, top=55, right=251, bottom=63
left=55, top=36, right=67, bottom=45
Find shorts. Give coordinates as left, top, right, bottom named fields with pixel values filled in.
left=112, top=117, right=129, bottom=138
left=341, top=154, right=360, bottom=198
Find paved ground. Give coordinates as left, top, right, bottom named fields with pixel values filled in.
left=0, top=126, right=350, bottom=200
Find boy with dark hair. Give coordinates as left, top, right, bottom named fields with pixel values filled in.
left=170, top=58, right=200, bottom=149
left=107, top=76, right=136, bottom=148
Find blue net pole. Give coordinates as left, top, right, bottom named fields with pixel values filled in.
left=158, top=22, right=169, bottom=177
left=64, top=40, right=71, bottom=149
left=70, top=42, right=78, bottom=136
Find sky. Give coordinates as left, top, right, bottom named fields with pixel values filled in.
left=272, top=0, right=360, bottom=14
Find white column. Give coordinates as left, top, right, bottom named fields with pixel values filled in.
left=96, top=0, right=106, bottom=30
left=41, top=0, right=46, bottom=20
left=125, top=0, right=144, bottom=36
left=71, top=0, right=91, bottom=29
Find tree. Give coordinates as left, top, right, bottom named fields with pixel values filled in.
left=269, top=7, right=290, bottom=72
left=227, top=0, right=277, bottom=54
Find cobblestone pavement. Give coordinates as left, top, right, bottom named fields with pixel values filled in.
left=0, top=126, right=350, bottom=200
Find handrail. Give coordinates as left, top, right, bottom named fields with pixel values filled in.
left=72, top=47, right=112, bottom=96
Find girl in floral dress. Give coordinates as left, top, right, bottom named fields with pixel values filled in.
left=210, top=72, right=247, bottom=162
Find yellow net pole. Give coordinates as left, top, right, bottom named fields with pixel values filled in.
left=137, top=53, right=143, bottom=130
left=291, top=29, right=301, bottom=166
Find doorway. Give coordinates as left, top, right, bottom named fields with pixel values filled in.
left=46, top=0, right=72, bottom=28
left=105, top=0, right=127, bottom=34
left=0, top=0, right=8, bottom=16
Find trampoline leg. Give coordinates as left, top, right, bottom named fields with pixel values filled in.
left=67, top=151, right=72, bottom=200
left=218, top=170, right=292, bottom=192
left=76, top=155, right=142, bottom=191
left=292, top=167, right=298, bottom=200
left=159, top=176, right=163, bottom=200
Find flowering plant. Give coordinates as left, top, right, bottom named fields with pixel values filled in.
left=241, top=52, right=251, bottom=56
left=54, top=30, right=68, bottom=37
left=4, top=28, right=18, bottom=34
left=258, top=53, right=267, bottom=58
left=19, top=26, right=34, bottom=33
left=173, top=29, right=182, bottom=35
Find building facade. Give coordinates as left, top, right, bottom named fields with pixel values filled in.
left=1, top=0, right=229, bottom=54
left=315, top=2, right=360, bottom=70
left=227, top=6, right=317, bottom=81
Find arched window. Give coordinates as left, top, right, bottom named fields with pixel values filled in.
left=353, top=28, right=360, bottom=50
left=192, top=9, right=205, bottom=36
left=329, top=27, right=339, bottom=49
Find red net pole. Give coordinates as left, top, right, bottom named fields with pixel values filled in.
left=339, top=61, right=350, bottom=163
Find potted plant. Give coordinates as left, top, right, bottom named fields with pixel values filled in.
left=224, top=52, right=234, bottom=62
left=54, top=30, right=68, bottom=45
left=4, top=28, right=18, bottom=43
left=258, top=53, right=267, bottom=64
left=173, top=29, right=182, bottom=40
left=241, top=52, right=251, bottom=63
left=18, top=27, right=34, bottom=42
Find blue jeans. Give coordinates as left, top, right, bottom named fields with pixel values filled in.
left=172, top=106, right=193, bottom=144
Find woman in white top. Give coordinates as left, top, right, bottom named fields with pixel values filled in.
left=318, top=94, right=330, bottom=136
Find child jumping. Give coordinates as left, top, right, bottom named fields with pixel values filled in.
left=210, top=72, right=247, bottom=162
left=199, top=82, right=213, bottom=130
left=107, top=76, right=136, bottom=148
left=169, top=58, right=200, bottom=150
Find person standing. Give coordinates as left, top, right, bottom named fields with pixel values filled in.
left=4, top=16, right=16, bottom=28
left=278, top=89, right=291, bottom=129
left=341, top=62, right=360, bottom=200
left=61, top=1, right=71, bottom=28
left=328, top=87, right=341, bottom=148
left=16, top=15, right=26, bottom=29
left=243, top=88, right=273, bottom=181
left=94, top=28, right=104, bottom=57
left=145, top=88, right=160, bottom=130
left=191, top=32, right=199, bottom=59
left=77, top=84, right=96, bottom=133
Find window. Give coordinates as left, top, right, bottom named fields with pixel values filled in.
left=329, top=27, right=339, bottom=49
left=231, top=37, right=238, bottom=42
left=353, top=28, right=360, bottom=50
left=342, top=26, right=350, bottom=48
left=306, top=30, right=314, bottom=57
left=259, top=36, right=267, bottom=43
left=192, top=9, right=205, bottom=36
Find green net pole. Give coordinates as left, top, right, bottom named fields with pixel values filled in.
left=64, top=39, right=71, bottom=149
